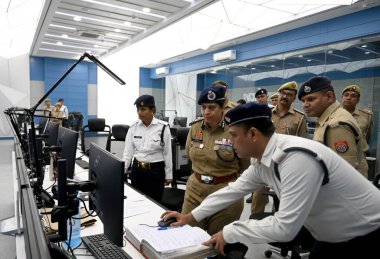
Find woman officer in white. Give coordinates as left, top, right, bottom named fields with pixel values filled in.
left=122, top=95, right=172, bottom=202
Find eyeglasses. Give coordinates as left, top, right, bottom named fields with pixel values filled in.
left=279, top=91, right=295, bottom=98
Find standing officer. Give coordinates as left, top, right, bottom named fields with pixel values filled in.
left=341, top=84, right=373, bottom=151
left=255, top=88, right=269, bottom=105
left=183, top=85, right=248, bottom=235
left=122, top=95, right=173, bottom=202
left=212, top=80, right=236, bottom=111
left=270, top=93, right=279, bottom=106
left=298, top=76, right=368, bottom=178
left=162, top=102, right=380, bottom=259
left=251, top=81, right=308, bottom=214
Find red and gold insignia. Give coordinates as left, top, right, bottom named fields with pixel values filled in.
left=196, top=132, right=203, bottom=139
left=334, top=140, right=348, bottom=153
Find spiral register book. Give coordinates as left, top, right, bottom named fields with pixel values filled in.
left=124, top=224, right=216, bottom=258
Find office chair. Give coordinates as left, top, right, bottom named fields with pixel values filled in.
left=160, top=127, right=191, bottom=211
left=249, top=191, right=314, bottom=259
left=106, top=124, right=129, bottom=153
left=67, top=112, right=84, bottom=132
left=81, top=118, right=111, bottom=154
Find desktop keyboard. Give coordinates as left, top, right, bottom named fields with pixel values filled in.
left=76, top=159, right=89, bottom=169
left=82, top=234, right=132, bottom=259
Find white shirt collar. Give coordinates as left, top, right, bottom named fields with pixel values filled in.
left=260, top=133, right=279, bottom=168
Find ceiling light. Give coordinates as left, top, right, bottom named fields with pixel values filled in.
left=73, top=16, right=81, bottom=21
left=270, top=65, right=275, bottom=68
left=94, top=44, right=99, bottom=48
left=251, top=67, right=255, bottom=70
left=114, top=29, right=121, bottom=33
left=328, top=50, right=333, bottom=54
left=86, top=50, right=92, bottom=54
left=39, top=48, right=83, bottom=55
left=142, top=7, right=151, bottom=13
left=124, top=21, right=131, bottom=26
left=365, top=51, right=370, bottom=54
left=298, top=55, right=303, bottom=58
left=62, top=34, right=69, bottom=38
left=45, top=33, right=117, bottom=46
left=49, top=24, right=76, bottom=30
left=56, top=11, right=145, bottom=30
left=307, top=59, right=312, bottom=62
left=42, top=41, right=105, bottom=51
left=361, top=44, right=367, bottom=48
left=79, top=0, right=165, bottom=19
left=226, top=67, right=230, bottom=70
left=107, top=33, right=130, bottom=39
left=57, top=41, right=63, bottom=46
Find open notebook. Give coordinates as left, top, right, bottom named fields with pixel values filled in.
left=125, top=224, right=216, bottom=258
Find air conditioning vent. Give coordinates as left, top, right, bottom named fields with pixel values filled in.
left=213, top=50, right=236, bottom=62
left=79, top=31, right=101, bottom=39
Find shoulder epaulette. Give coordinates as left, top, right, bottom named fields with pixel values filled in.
left=157, top=120, right=169, bottom=126
left=189, top=117, right=204, bottom=126
left=293, top=108, right=305, bottom=116
left=358, top=107, right=373, bottom=115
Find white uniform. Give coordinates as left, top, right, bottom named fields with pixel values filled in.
left=122, top=117, right=172, bottom=179
left=60, top=104, right=69, bottom=118
left=192, top=133, right=380, bottom=244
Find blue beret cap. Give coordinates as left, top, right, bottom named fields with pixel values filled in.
left=255, top=88, right=268, bottom=97
left=198, top=85, right=226, bottom=105
left=298, top=76, right=332, bottom=100
left=134, top=95, right=155, bottom=107
left=224, top=102, right=272, bottom=126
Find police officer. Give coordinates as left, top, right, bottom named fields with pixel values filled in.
left=273, top=81, right=307, bottom=137
left=211, top=80, right=236, bottom=111
left=298, top=76, right=368, bottom=178
left=255, top=88, right=269, bottom=105
left=270, top=93, right=279, bottom=106
left=183, top=85, right=248, bottom=235
left=122, top=95, right=172, bottom=202
left=341, top=84, right=373, bottom=150
left=251, top=81, right=308, bottom=214
left=162, top=102, right=380, bottom=259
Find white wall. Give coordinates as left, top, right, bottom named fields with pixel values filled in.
left=0, top=54, right=30, bottom=137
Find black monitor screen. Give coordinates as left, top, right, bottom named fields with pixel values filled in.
left=173, top=117, right=187, bottom=127
left=45, top=122, right=59, bottom=147
left=89, top=143, right=124, bottom=247
left=57, top=127, right=78, bottom=179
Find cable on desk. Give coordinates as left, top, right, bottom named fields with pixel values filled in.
left=72, top=197, right=98, bottom=219
left=44, top=179, right=56, bottom=191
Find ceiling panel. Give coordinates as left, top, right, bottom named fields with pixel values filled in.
left=31, top=0, right=216, bottom=59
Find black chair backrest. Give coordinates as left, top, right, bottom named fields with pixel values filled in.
left=175, top=127, right=189, bottom=146
left=88, top=118, right=106, bottom=131
left=111, top=124, right=129, bottom=141
left=68, top=112, right=84, bottom=132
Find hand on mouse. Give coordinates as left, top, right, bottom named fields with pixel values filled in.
left=160, top=211, right=195, bottom=227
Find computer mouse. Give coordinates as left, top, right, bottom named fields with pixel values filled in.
left=157, top=217, right=177, bottom=227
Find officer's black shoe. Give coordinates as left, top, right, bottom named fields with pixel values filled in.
left=246, top=195, right=252, bottom=203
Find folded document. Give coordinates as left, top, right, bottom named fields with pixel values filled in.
left=125, top=224, right=216, bottom=258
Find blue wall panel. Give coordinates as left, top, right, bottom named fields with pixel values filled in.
left=30, top=56, right=97, bottom=125
left=146, top=6, right=380, bottom=80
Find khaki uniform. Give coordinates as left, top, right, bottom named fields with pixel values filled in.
left=352, top=107, right=373, bottom=149
left=224, top=99, right=236, bottom=111
left=251, top=106, right=308, bottom=213
left=183, top=118, right=247, bottom=235
left=314, top=102, right=368, bottom=178
left=271, top=106, right=308, bottom=137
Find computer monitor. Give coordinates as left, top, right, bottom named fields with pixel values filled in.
left=88, top=143, right=125, bottom=247
left=45, top=122, right=59, bottom=147
left=173, top=117, right=187, bottom=127
left=57, top=127, right=79, bottom=179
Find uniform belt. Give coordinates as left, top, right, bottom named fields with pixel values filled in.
left=193, top=171, right=237, bottom=185
left=133, top=160, right=164, bottom=169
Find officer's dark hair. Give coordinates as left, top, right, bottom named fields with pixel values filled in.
left=201, top=100, right=224, bottom=107
left=321, top=86, right=336, bottom=101
left=138, top=104, right=156, bottom=114
left=238, top=118, right=275, bottom=137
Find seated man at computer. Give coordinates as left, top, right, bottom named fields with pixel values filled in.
left=162, top=102, right=380, bottom=259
